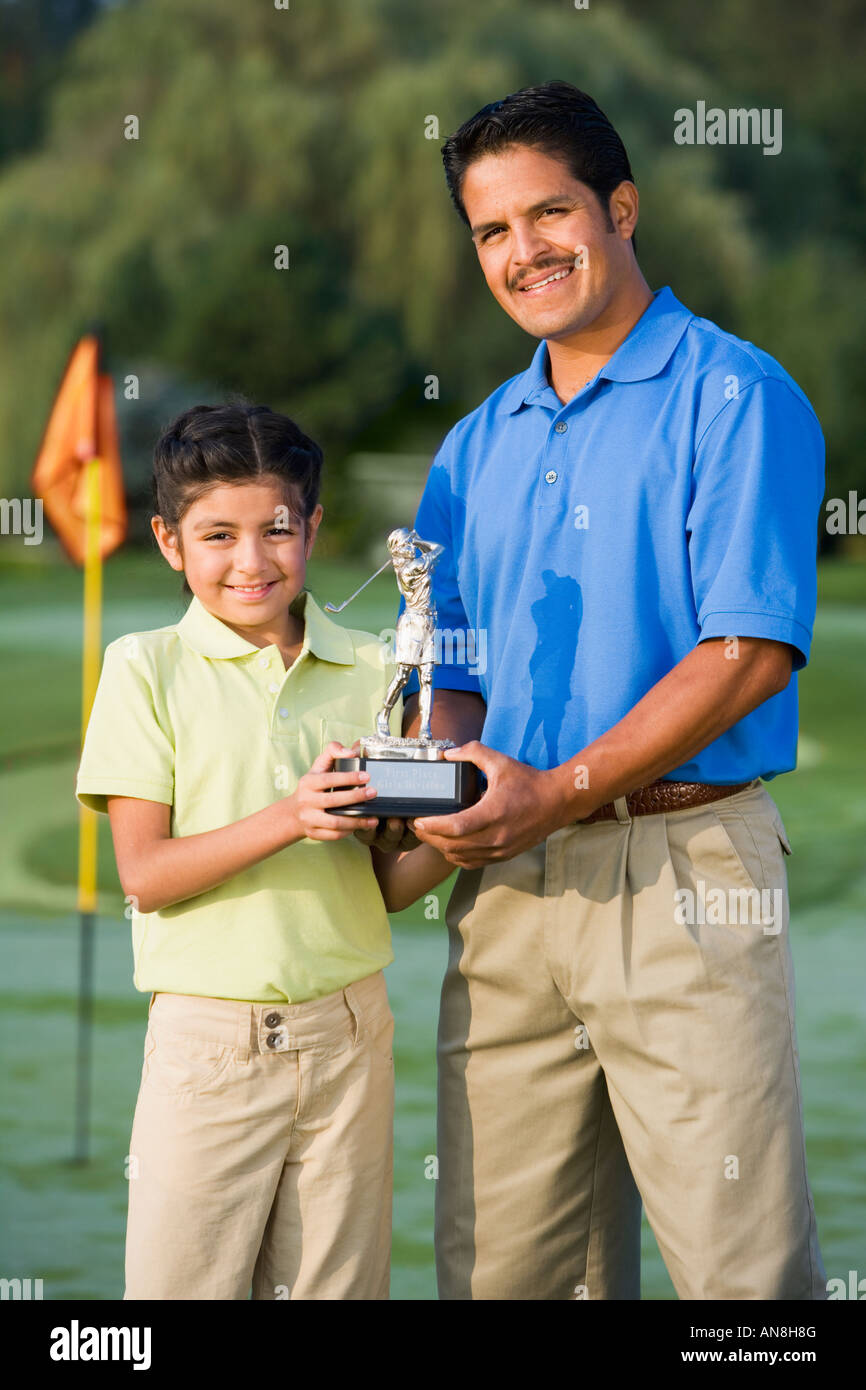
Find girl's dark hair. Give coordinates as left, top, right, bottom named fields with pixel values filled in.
left=441, top=79, right=637, bottom=254
left=151, top=402, right=323, bottom=596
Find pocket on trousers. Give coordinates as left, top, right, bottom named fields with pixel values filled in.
left=707, top=808, right=770, bottom=894
left=141, top=1023, right=235, bottom=1097
left=706, top=799, right=792, bottom=900
left=773, top=814, right=793, bottom=856
left=362, top=1007, right=395, bottom=1065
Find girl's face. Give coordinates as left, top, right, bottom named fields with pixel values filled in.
left=152, top=477, right=322, bottom=634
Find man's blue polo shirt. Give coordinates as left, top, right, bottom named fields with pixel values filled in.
left=400, top=286, right=824, bottom=783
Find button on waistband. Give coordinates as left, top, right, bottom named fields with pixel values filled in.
left=265, top=1026, right=290, bottom=1051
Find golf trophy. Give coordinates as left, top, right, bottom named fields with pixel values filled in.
left=324, top=528, right=482, bottom=819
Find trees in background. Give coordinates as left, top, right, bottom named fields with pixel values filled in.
left=0, top=0, right=862, bottom=547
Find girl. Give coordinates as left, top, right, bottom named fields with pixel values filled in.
left=75, top=402, right=451, bottom=1300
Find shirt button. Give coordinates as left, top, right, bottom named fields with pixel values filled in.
left=545, top=470, right=558, bottom=484
left=278, top=707, right=289, bottom=718
left=554, top=421, right=568, bottom=434
left=264, top=1011, right=281, bottom=1028
left=268, top=682, right=279, bottom=693
left=259, top=655, right=269, bottom=667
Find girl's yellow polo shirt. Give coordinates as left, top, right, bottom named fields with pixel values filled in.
left=75, top=588, right=402, bottom=1003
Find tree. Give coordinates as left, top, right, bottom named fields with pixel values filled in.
left=0, top=0, right=861, bottom=542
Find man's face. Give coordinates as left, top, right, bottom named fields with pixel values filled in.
left=461, top=144, right=635, bottom=341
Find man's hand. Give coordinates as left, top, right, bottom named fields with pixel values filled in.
left=411, top=741, right=566, bottom=869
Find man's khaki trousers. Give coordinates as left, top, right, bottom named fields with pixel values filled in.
left=124, top=969, right=394, bottom=1300
left=435, top=780, right=827, bottom=1300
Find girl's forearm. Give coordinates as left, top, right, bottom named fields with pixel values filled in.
left=123, top=799, right=303, bottom=914
left=370, top=839, right=455, bottom=913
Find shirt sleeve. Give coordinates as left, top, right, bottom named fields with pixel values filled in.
left=401, top=432, right=482, bottom=700
left=686, top=376, right=825, bottom=671
left=75, top=637, right=175, bottom=813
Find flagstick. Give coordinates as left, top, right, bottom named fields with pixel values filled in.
left=72, top=454, right=102, bottom=1164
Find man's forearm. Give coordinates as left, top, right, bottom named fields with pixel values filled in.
left=549, top=637, right=793, bottom=821
left=403, top=687, right=487, bottom=743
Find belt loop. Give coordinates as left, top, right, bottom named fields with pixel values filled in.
left=237, top=1005, right=252, bottom=1062
left=147, top=991, right=157, bottom=1017
left=343, top=986, right=362, bottom=1044
left=613, top=795, right=631, bottom=824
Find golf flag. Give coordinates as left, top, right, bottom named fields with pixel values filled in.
left=30, top=330, right=127, bottom=1162
left=30, top=334, right=127, bottom=565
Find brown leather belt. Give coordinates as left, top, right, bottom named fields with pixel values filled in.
left=574, top=779, right=754, bottom=824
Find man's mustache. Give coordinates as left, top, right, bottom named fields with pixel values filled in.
left=510, top=260, right=576, bottom=291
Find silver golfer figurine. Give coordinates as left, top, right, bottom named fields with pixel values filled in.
left=375, top=527, right=443, bottom=741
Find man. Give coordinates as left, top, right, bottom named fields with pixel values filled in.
left=372, top=80, right=827, bottom=1300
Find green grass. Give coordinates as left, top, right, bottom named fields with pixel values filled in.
left=1, top=549, right=864, bottom=1299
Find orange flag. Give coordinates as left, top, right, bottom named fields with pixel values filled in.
left=30, top=334, right=127, bottom=564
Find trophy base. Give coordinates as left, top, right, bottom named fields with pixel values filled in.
left=361, top=735, right=455, bottom=760
left=329, top=743, right=480, bottom=819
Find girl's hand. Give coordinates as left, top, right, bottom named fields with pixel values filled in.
left=354, top=816, right=421, bottom=853
left=288, top=741, right=379, bottom=841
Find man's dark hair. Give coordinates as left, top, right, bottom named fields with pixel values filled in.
left=441, top=80, right=637, bottom=253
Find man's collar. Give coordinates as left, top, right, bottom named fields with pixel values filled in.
left=175, top=588, right=355, bottom=665
left=504, top=285, right=692, bottom=413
